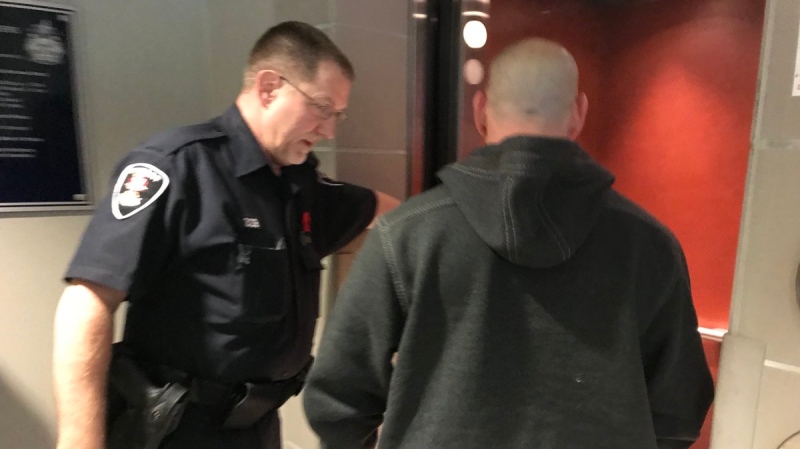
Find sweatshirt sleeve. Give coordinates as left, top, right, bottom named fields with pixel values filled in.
left=303, top=219, right=405, bottom=449
left=641, top=251, right=715, bottom=449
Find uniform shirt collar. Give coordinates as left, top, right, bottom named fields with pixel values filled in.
left=217, top=105, right=272, bottom=177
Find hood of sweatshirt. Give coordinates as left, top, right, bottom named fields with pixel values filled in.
left=437, top=135, right=615, bottom=269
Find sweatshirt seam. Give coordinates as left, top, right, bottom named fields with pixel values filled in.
left=450, top=163, right=541, bottom=178
left=537, top=198, right=570, bottom=259
left=502, top=178, right=517, bottom=262
left=505, top=162, right=542, bottom=172
left=379, top=198, right=456, bottom=313
left=378, top=218, right=410, bottom=312
left=450, top=164, right=497, bottom=180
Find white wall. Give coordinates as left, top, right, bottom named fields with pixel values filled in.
left=206, top=0, right=277, bottom=113
left=711, top=0, right=800, bottom=447
left=0, top=214, right=88, bottom=448
left=0, top=1, right=279, bottom=448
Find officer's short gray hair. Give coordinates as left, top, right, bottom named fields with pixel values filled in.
left=243, top=21, right=355, bottom=89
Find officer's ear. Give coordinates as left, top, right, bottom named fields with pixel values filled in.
left=255, top=70, right=282, bottom=108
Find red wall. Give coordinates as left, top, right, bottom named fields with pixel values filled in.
left=485, top=0, right=765, bottom=330
left=598, top=0, right=764, bottom=331
left=481, top=2, right=764, bottom=447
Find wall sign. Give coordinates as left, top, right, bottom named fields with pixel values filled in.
left=0, top=1, right=89, bottom=212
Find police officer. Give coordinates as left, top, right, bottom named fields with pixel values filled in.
left=53, top=21, right=397, bottom=449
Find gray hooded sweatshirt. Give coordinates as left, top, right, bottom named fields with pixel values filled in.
left=304, top=136, right=714, bottom=449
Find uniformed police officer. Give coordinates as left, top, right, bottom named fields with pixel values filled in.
left=53, top=21, right=397, bottom=449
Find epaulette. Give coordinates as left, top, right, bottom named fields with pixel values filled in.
left=140, top=121, right=227, bottom=155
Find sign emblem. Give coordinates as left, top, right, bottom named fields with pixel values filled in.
left=24, top=20, right=65, bottom=65
left=111, top=163, right=169, bottom=219
left=243, top=217, right=261, bottom=229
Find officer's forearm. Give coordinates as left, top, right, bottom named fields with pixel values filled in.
left=368, top=191, right=401, bottom=229
left=53, top=282, right=122, bottom=449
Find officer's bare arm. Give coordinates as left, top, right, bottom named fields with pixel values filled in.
left=336, top=191, right=400, bottom=255
left=369, top=190, right=401, bottom=228
left=53, top=280, right=125, bottom=449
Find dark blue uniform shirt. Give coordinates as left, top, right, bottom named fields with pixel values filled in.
left=66, top=105, right=376, bottom=383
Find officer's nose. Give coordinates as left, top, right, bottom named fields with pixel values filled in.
left=316, top=117, right=337, bottom=140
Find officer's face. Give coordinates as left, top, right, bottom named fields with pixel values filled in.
left=266, top=61, right=351, bottom=167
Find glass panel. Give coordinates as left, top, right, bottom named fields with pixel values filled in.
left=455, top=0, right=767, bottom=332
left=457, top=0, right=492, bottom=161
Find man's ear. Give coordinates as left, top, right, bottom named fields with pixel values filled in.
left=473, top=90, right=488, bottom=140
left=567, top=92, right=588, bottom=140
left=255, top=70, right=282, bottom=107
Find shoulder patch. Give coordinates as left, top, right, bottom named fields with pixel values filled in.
left=111, top=163, right=170, bottom=219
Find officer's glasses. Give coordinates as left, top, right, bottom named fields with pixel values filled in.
left=280, top=76, right=348, bottom=124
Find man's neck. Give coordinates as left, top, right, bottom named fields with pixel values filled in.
left=235, top=95, right=283, bottom=175
left=267, top=158, right=282, bottom=176
left=486, top=118, right=570, bottom=144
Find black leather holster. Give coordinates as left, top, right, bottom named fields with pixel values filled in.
left=105, top=344, right=189, bottom=449
left=107, top=342, right=313, bottom=441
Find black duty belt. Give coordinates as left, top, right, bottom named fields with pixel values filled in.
left=110, top=343, right=313, bottom=431
left=153, top=358, right=314, bottom=429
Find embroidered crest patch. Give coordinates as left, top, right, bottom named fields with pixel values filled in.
left=111, top=163, right=169, bottom=219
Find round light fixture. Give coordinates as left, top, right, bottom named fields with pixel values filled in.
left=463, top=20, right=487, bottom=49
left=464, top=59, right=484, bottom=85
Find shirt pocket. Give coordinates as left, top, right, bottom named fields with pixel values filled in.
left=235, top=243, right=290, bottom=323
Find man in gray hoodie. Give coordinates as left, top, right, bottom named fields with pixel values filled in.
left=302, top=38, right=714, bottom=449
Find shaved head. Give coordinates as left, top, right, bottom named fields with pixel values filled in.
left=487, top=38, right=579, bottom=124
